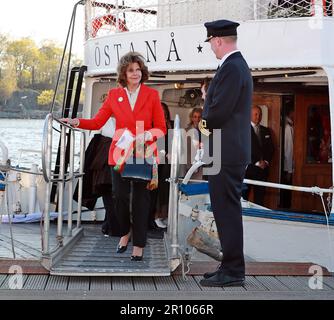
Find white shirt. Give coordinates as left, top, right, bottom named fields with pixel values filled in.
left=219, top=50, right=240, bottom=67
left=124, top=85, right=141, bottom=110
left=284, top=117, right=294, bottom=173
left=101, top=117, right=116, bottom=138
left=251, top=121, right=259, bottom=131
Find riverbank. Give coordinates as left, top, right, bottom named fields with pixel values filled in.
left=0, top=111, right=81, bottom=119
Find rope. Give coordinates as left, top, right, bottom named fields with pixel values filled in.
left=182, top=177, right=334, bottom=195
left=319, top=192, right=334, bottom=271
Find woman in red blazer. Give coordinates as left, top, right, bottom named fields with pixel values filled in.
left=62, top=52, right=166, bottom=260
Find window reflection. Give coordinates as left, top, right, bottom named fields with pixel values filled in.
left=307, top=105, right=331, bottom=164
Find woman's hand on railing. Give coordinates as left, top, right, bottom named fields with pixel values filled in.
left=59, top=118, right=80, bottom=128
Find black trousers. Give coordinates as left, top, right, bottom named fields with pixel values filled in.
left=279, top=171, right=292, bottom=208
left=101, top=193, right=121, bottom=236
left=243, top=164, right=269, bottom=206
left=208, top=165, right=246, bottom=278
left=112, top=169, right=151, bottom=247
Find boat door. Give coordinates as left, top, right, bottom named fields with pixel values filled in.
left=292, top=93, right=331, bottom=213
left=250, top=93, right=282, bottom=209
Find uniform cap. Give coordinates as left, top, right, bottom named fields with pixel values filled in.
left=204, top=19, right=240, bottom=42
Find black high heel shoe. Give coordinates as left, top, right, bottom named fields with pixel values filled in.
left=116, top=234, right=131, bottom=253
left=130, top=255, right=143, bottom=261
left=116, top=244, right=128, bottom=253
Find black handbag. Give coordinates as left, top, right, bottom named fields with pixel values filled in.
left=120, top=155, right=153, bottom=181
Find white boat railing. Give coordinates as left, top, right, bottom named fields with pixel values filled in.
left=41, top=113, right=86, bottom=256
left=84, top=0, right=333, bottom=39
left=167, top=115, right=182, bottom=264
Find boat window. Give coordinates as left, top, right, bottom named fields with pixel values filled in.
left=162, top=88, right=202, bottom=108
left=306, top=104, right=331, bottom=164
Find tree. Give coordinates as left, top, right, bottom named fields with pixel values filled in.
left=37, top=89, right=54, bottom=106
left=0, top=56, right=17, bottom=103
left=37, top=41, right=63, bottom=89
left=6, top=38, right=40, bottom=88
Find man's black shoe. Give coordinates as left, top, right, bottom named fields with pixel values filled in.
left=203, top=270, right=219, bottom=279
left=203, top=264, right=222, bottom=279
left=199, top=272, right=245, bottom=287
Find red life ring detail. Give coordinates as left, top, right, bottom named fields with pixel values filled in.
left=310, top=0, right=328, bottom=16
left=92, top=14, right=128, bottom=37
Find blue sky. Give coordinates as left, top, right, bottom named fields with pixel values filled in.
left=0, top=0, right=84, bottom=57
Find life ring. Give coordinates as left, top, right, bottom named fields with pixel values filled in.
left=310, top=0, right=328, bottom=16
left=92, top=14, right=128, bottom=37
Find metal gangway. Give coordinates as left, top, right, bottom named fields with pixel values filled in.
left=40, top=113, right=184, bottom=276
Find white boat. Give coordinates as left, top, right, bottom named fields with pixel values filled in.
left=1, top=0, right=334, bottom=275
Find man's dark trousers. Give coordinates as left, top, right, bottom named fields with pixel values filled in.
left=208, top=164, right=246, bottom=277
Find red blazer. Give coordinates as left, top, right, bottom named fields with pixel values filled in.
left=78, top=84, right=167, bottom=166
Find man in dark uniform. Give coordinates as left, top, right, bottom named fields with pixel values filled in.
left=199, top=19, right=253, bottom=287
left=243, top=106, right=274, bottom=206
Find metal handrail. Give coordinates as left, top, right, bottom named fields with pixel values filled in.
left=41, top=113, right=86, bottom=255
left=168, top=115, right=182, bottom=260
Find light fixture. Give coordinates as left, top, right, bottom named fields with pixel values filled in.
left=174, top=83, right=184, bottom=89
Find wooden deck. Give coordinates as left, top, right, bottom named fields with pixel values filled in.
left=1, top=222, right=334, bottom=299
left=0, top=273, right=334, bottom=299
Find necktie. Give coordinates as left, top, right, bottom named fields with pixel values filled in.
left=255, top=125, right=261, bottom=145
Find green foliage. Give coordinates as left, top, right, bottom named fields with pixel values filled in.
left=37, top=89, right=54, bottom=106
left=0, top=33, right=83, bottom=110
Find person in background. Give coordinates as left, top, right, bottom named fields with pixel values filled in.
left=199, top=19, right=253, bottom=287
left=201, top=77, right=211, bottom=101
left=61, top=51, right=166, bottom=261
left=280, top=107, right=294, bottom=208
left=149, top=102, right=172, bottom=230
left=186, top=107, right=203, bottom=131
left=243, top=106, right=274, bottom=206
left=183, top=107, right=203, bottom=179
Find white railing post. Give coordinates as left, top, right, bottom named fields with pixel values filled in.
left=168, top=115, right=181, bottom=259
left=77, top=132, right=85, bottom=228
left=57, top=124, right=66, bottom=244
left=42, top=114, right=53, bottom=255
left=67, top=130, right=75, bottom=236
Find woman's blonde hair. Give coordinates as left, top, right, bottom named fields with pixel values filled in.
left=117, top=52, right=149, bottom=87
left=186, top=107, right=203, bottom=128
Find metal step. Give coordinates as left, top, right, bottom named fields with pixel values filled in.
left=50, top=232, right=171, bottom=276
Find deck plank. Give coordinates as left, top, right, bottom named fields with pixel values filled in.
left=173, top=275, right=201, bottom=291
left=154, top=276, right=179, bottom=291
left=0, top=274, right=27, bottom=289
left=132, top=277, right=156, bottom=291
left=90, top=277, right=112, bottom=291
left=293, top=276, right=332, bottom=291
left=255, top=276, right=290, bottom=291
left=0, top=275, right=7, bottom=287
left=23, top=275, right=48, bottom=290
left=276, top=276, right=311, bottom=291
left=322, top=276, right=334, bottom=289
left=111, top=277, right=133, bottom=291
left=243, top=276, right=267, bottom=291
left=68, top=276, right=90, bottom=290
left=44, top=275, right=69, bottom=290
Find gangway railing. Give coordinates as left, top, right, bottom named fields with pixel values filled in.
left=41, top=113, right=86, bottom=259
left=51, top=65, right=87, bottom=205
left=167, top=115, right=182, bottom=270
